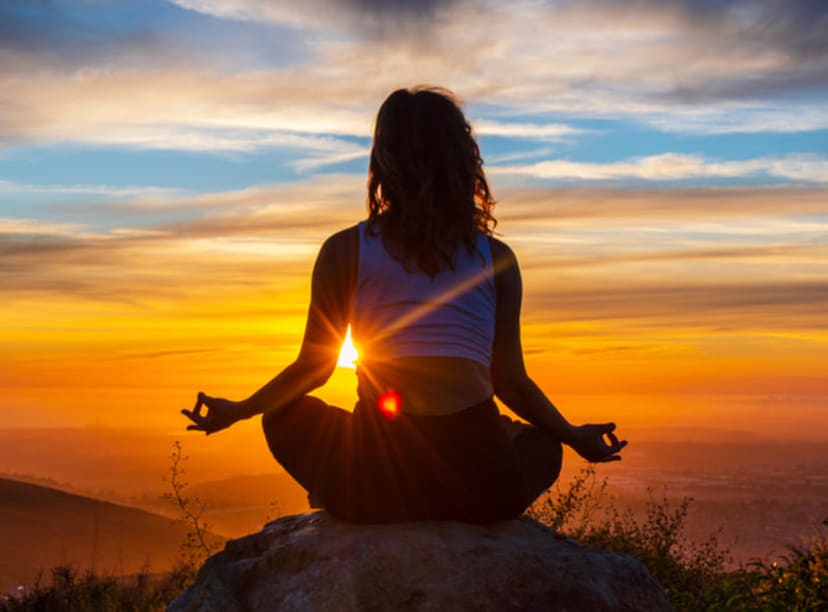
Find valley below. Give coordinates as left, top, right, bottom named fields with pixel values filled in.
left=1, top=426, right=825, bottom=594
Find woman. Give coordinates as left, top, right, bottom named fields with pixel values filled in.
left=181, top=87, right=627, bottom=523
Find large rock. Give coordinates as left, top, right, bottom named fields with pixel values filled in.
left=168, top=512, right=670, bottom=611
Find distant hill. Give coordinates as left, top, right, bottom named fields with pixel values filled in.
left=0, top=426, right=276, bottom=497
left=0, top=478, right=220, bottom=593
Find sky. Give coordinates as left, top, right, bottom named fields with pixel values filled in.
left=1, top=0, right=827, bottom=440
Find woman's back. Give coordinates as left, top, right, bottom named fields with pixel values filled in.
left=352, top=220, right=495, bottom=415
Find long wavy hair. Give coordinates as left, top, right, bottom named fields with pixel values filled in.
left=367, top=86, right=496, bottom=276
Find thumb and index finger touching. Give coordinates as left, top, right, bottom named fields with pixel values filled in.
left=600, top=422, right=628, bottom=454
left=588, top=421, right=629, bottom=455
left=181, top=391, right=210, bottom=428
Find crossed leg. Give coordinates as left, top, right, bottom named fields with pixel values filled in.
left=511, top=423, right=564, bottom=506
left=262, top=395, right=563, bottom=521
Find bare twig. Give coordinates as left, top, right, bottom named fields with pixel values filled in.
left=163, top=441, right=218, bottom=567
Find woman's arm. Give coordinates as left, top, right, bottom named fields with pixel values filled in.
left=182, top=226, right=358, bottom=434
left=489, top=237, right=627, bottom=462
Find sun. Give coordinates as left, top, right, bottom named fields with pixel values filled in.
left=337, top=325, right=359, bottom=369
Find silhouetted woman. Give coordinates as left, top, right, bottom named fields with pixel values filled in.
left=182, top=87, right=626, bottom=523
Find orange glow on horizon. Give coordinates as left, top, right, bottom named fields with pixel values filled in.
left=1, top=187, right=827, bottom=439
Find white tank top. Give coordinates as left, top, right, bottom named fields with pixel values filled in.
left=352, top=220, right=496, bottom=368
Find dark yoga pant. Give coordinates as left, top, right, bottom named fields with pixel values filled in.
left=262, top=395, right=563, bottom=523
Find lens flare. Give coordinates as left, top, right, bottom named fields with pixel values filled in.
left=377, top=389, right=401, bottom=419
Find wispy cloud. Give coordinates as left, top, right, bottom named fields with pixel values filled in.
left=494, top=185, right=828, bottom=222
left=170, top=0, right=467, bottom=34
left=0, top=218, right=89, bottom=237
left=524, top=279, right=828, bottom=331
left=291, top=147, right=369, bottom=172
left=2, top=180, right=825, bottom=337
left=0, top=177, right=367, bottom=300
left=473, top=120, right=584, bottom=141
left=0, top=180, right=185, bottom=197
left=0, top=65, right=374, bottom=151
left=491, top=153, right=828, bottom=183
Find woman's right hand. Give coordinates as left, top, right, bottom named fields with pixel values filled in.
left=181, top=392, right=244, bottom=435
left=567, top=423, right=627, bottom=463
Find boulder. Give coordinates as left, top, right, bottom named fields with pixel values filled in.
left=168, top=512, right=670, bottom=611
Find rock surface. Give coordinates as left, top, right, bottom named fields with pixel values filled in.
left=168, top=512, right=671, bottom=611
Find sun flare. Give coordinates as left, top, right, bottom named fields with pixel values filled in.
left=337, top=325, right=359, bottom=369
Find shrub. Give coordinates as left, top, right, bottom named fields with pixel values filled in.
left=162, top=440, right=221, bottom=574
left=526, top=466, right=827, bottom=611
left=0, top=565, right=191, bottom=612
left=730, top=524, right=828, bottom=611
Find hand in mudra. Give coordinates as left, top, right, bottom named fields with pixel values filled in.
left=568, top=423, right=627, bottom=463
left=181, top=392, right=242, bottom=435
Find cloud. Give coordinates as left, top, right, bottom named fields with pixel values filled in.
left=474, top=120, right=584, bottom=141
left=3, top=179, right=825, bottom=340
left=524, top=279, right=828, bottom=330
left=0, top=0, right=306, bottom=74
left=291, top=147, right=369, bottom=172
left=0, top=224, right=314, bottom=301
left=0, top=180, right=185, bottom=198
left=0, top=0, right=165, bottom=68
left=0, top=176, right=367, bottom=300
left=557, top=0, right=828, bottom=103
left=493, top=185, right=828, bottom=223
left=172, top=0, right=828, bottom=72
left=651, top=0, right=828, bottom=59
left=7, top=175, right=826, bottom=240
left=522, top=243, right=828, bottom=270
left=0, top=0, right=826, bottom=157
left=169, top=0, right=466, bottom=33
left=0, top=65, right=375, bottom=148
left=7, top=176, right=827, bottom=241
left=0, top=218, right=88, bottom=237
left=642, top=105, right=828, bottom=134
left=490, top=153, right=828, bottom=183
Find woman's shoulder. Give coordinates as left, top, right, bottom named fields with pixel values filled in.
left=311, top=225, right=361, bottom=291
left=486, top=235, right=519, bottom=271
left=318, top=224, right=360, bottom=259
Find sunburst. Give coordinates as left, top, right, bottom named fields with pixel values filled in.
left=337, top=325, right=359, bottom=368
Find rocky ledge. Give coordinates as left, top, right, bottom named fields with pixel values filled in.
left=168, top=512, right=670, bottom=611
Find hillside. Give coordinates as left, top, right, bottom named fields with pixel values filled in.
left=0, top=478, right=218, bottom=593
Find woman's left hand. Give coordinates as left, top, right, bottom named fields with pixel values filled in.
left=567, top=422, right=628, bottom=463
left=181, top=392, right=243, bottom=435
